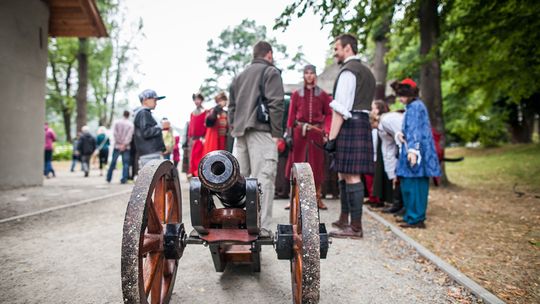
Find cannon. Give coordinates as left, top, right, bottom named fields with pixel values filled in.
left=121, top=150, right=329, bottom=304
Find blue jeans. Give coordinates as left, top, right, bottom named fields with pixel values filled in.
left=106, top=148, right=130, bottom=183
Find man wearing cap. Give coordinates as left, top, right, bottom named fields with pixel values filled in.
left=285, top=64, right=332, bottom=210
left=229, top=41, right=284, bottom=231
left=392, top=78, right=441, bottom=229
left=324, top=34, right=376, bottom=239
left=133, top=89, right=166, bottom=169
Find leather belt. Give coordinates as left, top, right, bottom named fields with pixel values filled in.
left=295, top=121, right=325, bottom=137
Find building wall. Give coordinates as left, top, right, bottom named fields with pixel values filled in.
left=0, top=0, right=49, bottom=188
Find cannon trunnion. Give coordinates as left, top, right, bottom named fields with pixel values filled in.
left=121, top=150, right=329, bottom=304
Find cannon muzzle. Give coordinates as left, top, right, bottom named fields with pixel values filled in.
left=198, top=150, right=246, bottom=208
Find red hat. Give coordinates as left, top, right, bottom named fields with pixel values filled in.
left=391, top=78, right=419, bottom=97
left=400, top=78, right=417, bottom=89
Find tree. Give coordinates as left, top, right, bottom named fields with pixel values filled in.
left=441, top=0, right=540, bottom=143
left=276, top=0, right=452, bottom=184
left=201, top=19, right=305, bottom=96
left=75, top=38, right=89, bottom=133
left=46, top=0, right=142, bottom=140
left=275, top=1, right=395, bottom=98
left=89, top=11, right=143, bottom=128
left=47, top=38, right=78, bottom=142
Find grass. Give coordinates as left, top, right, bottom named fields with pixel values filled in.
left=445, top=143, right=540, bottom=193
left=378, top=143, right=540, bottom=303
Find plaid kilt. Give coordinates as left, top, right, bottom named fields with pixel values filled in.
left=334, top=112, right=375, bottom=174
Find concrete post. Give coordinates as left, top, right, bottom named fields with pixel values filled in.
left=0, top=0, right=50, bottom=188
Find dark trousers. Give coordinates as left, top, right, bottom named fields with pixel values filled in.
left=99, top=149, right=109, bottom=169
left=81, top=155, right=91, bottom=174
left=106, top=149, right=130, bottom=183
left=44, top=150, right=55, bottom=176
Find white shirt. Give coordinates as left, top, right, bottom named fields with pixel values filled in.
left=377, top=112, right=404, bottom=180
left=329, top=55, right=361, bottom=120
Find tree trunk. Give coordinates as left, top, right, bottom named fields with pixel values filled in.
left=372, top=11, right=392, bottom=101
left=418, top=0, right=448, bottom=184
left=509, top=94, right=540, bottom=143
left=373, top=37, right=389, bottom=100
left=76, top=38, right=88, bottom=133
left=61, top=107, right=72, bottom=142
left=107, top=56, right=123, bottom=128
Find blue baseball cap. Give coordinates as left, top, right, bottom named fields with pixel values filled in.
left=138, top=89, right=166, bottom=102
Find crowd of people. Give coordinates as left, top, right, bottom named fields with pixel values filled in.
left=44, top=33, right=442, bottom=238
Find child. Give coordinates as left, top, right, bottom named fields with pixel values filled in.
left=392, top=78, right=441, bottom=228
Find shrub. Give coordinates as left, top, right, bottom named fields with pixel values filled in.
left=52, top=143, right=73, bottom=161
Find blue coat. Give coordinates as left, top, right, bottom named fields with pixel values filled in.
left=396, top=99, right=441, bottom=178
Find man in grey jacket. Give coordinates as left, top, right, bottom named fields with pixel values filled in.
left=228, top=41, right=285, bottom=231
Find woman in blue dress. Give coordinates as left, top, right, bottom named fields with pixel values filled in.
left=392, top=79, right=441, bottom=228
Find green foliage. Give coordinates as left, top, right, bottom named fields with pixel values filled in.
left=440, top=0, right=540, bottom=144
left=387, top=26, right=421, bottom=80
left=52, top=143, right=73, bottom=161
left=88, top=2, right=142, bottom=127
left=443, top=86, right=508, bottom=146
left=46, top=0, right=142, bottom=139
left=442, top=0, right=540, bottom=104
left=275, top=0, right=540, bottom=145
left=201, top=19, right=305, bottom=96
left=46, top=37, right=79, bottom=141
left=275, top=0, right=397, bottom=51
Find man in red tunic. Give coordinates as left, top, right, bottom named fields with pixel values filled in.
left=202, top=92, right=228, bottom=155
left=285, top=64, right=332, bottom=210
left=187, top=93, right=207, bottom=177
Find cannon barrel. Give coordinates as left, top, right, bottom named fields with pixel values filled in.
left=198, top=150, right=246, bottom=208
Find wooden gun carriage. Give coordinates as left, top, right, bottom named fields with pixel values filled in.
left=121, top=150, right=329, bottom=304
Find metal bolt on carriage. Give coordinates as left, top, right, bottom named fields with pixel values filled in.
left=121, top=150, right=330, bottom=304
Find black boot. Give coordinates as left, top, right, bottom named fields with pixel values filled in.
left=330, top=182, right=363, bottom=239
left=383, top=202, right=403, bottom=213
left=393, top=207, right=406, bottom=217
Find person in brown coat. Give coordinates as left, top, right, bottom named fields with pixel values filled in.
left=228, top=41, right=285, bottom=231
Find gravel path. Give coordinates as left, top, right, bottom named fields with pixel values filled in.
left=0, top=172, right=480, bottom=303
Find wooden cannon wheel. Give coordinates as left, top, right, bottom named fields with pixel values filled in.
left=289, top=163, right=321, bottom=304
left=121, top=160, right=183, bottom=304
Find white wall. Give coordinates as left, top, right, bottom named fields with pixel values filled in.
left=0, top=0, right=49, bottom=188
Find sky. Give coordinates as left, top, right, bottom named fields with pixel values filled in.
left=124, top=0, right=332, bottom=129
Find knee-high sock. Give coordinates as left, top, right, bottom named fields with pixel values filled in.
left=347, top=182, right=364, bottom=220
left=339, top=180, right=348, bottom=214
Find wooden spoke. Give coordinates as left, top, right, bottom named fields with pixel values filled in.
left=154, top=177, right=166, bottom=223
left=143, top=253, right=163, bottom=296
left=121, top=160, right=183, bottom=304
left=160, top=260, right=176, bottom=302
left=150, top=255, right=164, bottom=304
left=142, top=233, right=162, bottom=255
left=293, top=251, right=303, bottom=304
left=146, top=199, right=162, bottom=234
left=165, top=189, right=176, bottom=223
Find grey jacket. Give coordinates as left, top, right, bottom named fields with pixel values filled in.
left=228, top=58, right=284, bottom=138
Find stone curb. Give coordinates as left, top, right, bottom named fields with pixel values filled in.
left=0, top=189, right=132, bottom=224
left=364, top=208, right=505, bottom=304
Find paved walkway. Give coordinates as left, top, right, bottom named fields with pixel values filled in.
left=0, top=163, right=480, bottom=303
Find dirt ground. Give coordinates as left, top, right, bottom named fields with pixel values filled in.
left=377, top=146, right=540, bottom=303
left=0, top=163, right=481, bottom=304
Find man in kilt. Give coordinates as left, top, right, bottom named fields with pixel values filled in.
left=324, top=34, right=376, bottom=239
